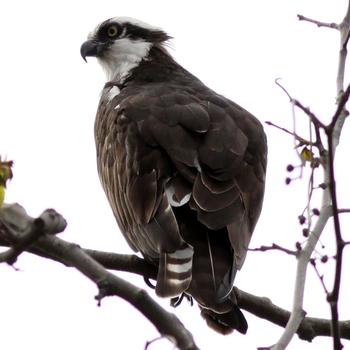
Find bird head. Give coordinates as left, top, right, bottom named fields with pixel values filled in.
left=81, top=17, right=171, bottom=82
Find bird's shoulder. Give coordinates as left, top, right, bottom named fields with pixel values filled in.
left=107, top=80, right=264, bottom=137
left=98, top=80, right=267, bottom=177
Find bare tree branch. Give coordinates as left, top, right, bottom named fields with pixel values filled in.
left=328, top=84, right=350, bottom=132
left=323, top=4, right=350, bottom=348
left=2, top=203, right=350, bottom=345
left=325, top=123, right=344, bottom=349
left=272, top=205, right=333, bottom=350
left=0, top=203, right=200, bottom=350
left=273, top=4, right=350, bottom=349
left=337, top=2, right=350, bottom=96
left=235, top=288, right=350, bottom=342
left=0, top=207, right=66, bottom=265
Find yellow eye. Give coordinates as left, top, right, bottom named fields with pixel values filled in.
left=107, top=25, right=118, bottom=38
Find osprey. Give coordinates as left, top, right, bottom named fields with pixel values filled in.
left=81, top=17, right=267, bottom=335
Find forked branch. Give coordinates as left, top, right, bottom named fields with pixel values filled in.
left=271, top=3, right=350, bottom=349
left=1, top=203, right=350, bottom=346
left=0, top=204, right=199, bottom=350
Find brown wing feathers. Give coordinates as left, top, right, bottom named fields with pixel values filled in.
left=95, top=82, right=266, bottom=333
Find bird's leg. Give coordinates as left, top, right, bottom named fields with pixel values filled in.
left=170, top=293, right=193, bottom=308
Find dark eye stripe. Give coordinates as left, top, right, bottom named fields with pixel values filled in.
left=97, top=22, right=123, bottom=41
left=124, top=23, right=171, bottom=43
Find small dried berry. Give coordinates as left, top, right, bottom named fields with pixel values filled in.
left=312, top=208, right=320, bottom=216
left=298, top=215, right=306, bottom=225
left=286, top=164, right=294, bottom=172
left=319, top=183, right=327, bottom=190
left=311, top=158, right=320, bottom=169
left=321, top=255, right=328, bottom=263
left=302, top=228, right=309, bottom=237
left=296, top=242, right=302, bottom=251
left=285, top=177, right=291, bottom=185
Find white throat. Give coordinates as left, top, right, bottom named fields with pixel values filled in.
left=98, top=38, right=152, bottom=82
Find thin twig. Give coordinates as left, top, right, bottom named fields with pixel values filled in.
left=297, top=14, right=339, bottom=30
left=145, top=336, right=165, bottom=350
left=275, top=79, right=326, bottom=129
left=275, top=78, right=293, bottom=100
left=313, top=122, right=326, bottom=156
left=292, top=100, right=327, bottom=130
left=265, top=121, right=315, bottom=147
left=249, top=243, right=298, bottom=257
left=310, top=259, right=329, bottom=295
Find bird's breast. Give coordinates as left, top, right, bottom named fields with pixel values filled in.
left=95, top=105, right=162, bottom=256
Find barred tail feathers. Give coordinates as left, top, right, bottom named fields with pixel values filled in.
left=155, top=245, right=193, bottom=297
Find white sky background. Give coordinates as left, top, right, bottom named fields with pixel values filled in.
left=1, top=0, right=350, bottom=349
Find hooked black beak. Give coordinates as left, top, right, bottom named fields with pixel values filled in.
left=80, top=40, right=106, bottom=62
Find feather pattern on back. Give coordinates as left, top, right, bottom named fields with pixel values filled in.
left=85, top=18, right=267, bottom=334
